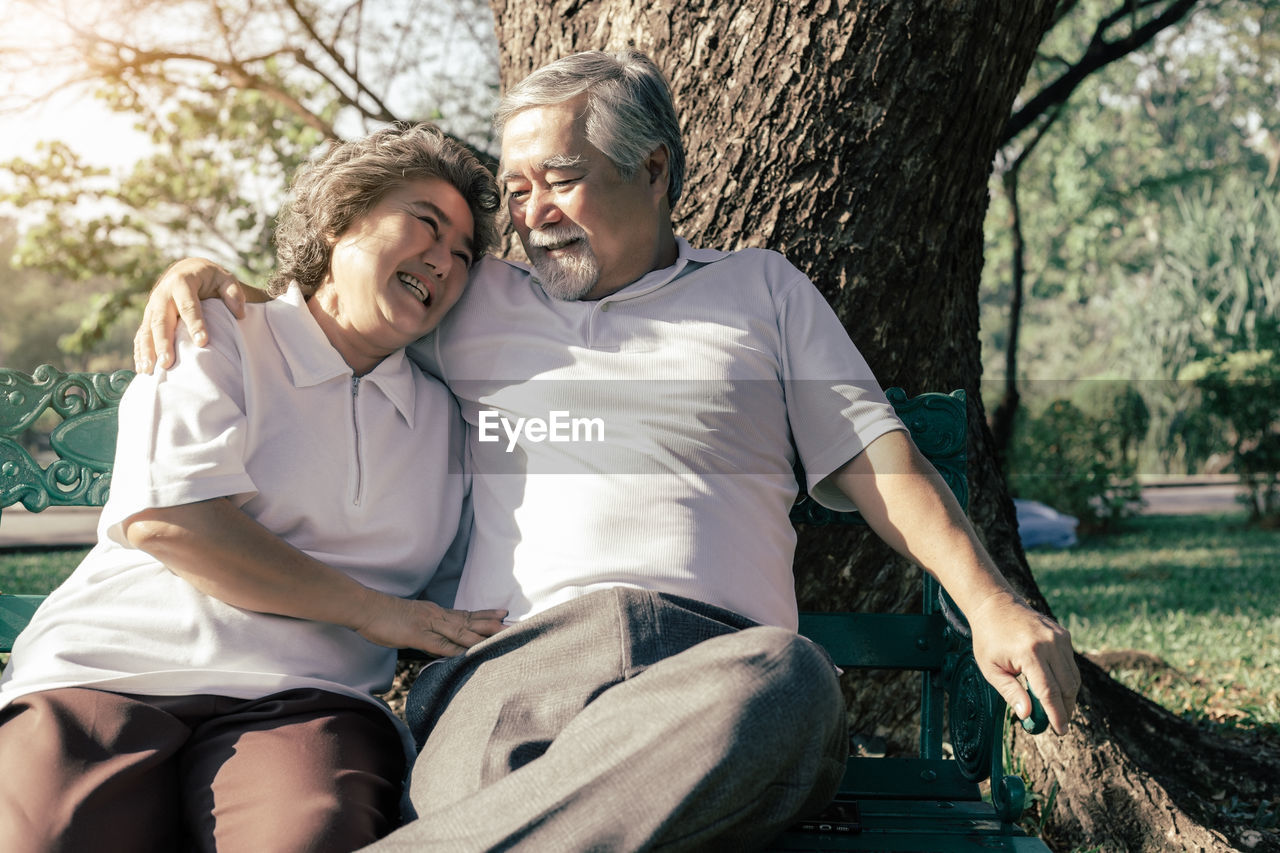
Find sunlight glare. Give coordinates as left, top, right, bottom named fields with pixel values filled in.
left=0, top=0, right=152, bottom=169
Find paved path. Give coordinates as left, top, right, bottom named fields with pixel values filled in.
left=0, top=505, right=100, bottom=549
left=0, top=481, right=1250, bottom=550
left=1139, top=482, right=1246, bottom=516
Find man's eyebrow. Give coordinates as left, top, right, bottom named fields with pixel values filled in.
left=499, top=154, right=589, bottom=185
left=540, top=154, right=588, bottom=171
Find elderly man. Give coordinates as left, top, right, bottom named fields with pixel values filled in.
left=138, top=50, right=1079, bottom=852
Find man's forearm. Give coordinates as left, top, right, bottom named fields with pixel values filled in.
left=157, top=258, right=268, bottom=303
left=830, top=430, right=1081, bottom=733
left=828, top=430, right=1014, bottom=615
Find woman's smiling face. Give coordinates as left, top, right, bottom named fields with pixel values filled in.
left=313, top=177, right=475, bottom=373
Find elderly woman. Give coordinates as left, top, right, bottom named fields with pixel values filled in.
left=0, top=123, right=506, bottom=852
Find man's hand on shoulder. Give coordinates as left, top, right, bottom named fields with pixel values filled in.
left=134, top=258, right=263, bottom=373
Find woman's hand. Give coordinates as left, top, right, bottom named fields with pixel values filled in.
left=352, top=595, right=508, bottom=658
left=135, top=258, right=260, bottom=373
left=124, top=499, right=506, bottom=658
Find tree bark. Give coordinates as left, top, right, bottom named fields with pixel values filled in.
left=486, top=1, right=1279, bottom=849
left=990, top=167, right=1025, bottom=470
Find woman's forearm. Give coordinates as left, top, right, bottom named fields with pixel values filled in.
left=122, top=497, right=507, bottom=655
left=123, top=497, right=380, bottom=630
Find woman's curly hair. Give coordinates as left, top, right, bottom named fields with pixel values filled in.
left=269, top=122, right=500, bottom=296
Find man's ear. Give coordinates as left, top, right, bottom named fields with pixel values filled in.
left=644, top=144, right=670, bottom=198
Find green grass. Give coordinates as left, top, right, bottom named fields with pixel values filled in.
left=0, top=548, right=87, bottom=665
left=1030, top=513, right=1280, bottom=729
left=0, top=548, right=88, bottom=595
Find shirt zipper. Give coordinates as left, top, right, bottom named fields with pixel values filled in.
left=351, top=375, right=364, bottom=506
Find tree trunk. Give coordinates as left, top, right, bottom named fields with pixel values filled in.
left=990, top=168, right=1025, bottom=471
left=487, top=1, right=1278, bottom=849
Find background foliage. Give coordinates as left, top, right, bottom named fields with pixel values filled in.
left=0, top=0, right=497, bottom=368
left=1007, top=383, right=1149, bottom=531
left=981, top=0, right=1280, bottom=512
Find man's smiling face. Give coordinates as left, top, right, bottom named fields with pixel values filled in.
left=500, top=96, right=670, bottom=301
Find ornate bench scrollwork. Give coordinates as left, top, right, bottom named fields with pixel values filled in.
left=0, top=366, right=135, bottom=512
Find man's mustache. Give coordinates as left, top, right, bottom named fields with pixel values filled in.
left=526, top=226, right=588, bottom=248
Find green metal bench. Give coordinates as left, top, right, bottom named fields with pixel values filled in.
left=0, top=364, right=1050, bottom=851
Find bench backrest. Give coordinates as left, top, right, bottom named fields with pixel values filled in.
left=2, top=366, right=133, bottom=652
left=1, top=366, right=134, bottom=512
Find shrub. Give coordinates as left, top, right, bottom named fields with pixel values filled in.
left=1006, top=389, right=1146, bottom=533
left=1180, top=351, right=1280, bottom=527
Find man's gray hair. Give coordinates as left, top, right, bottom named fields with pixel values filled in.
left=496, top=50, right=686, bottom=208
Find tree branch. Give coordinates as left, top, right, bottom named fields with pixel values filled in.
left=86, top=41, right=338, bottom=138
left=280, top=0, right=397, bottom=122
left=287, top=48, right=398, bottom=125
left=1001, top=0, right=1204, bottom=146
left=989, top=102, right=1064, bottom=462
left=1049, top=0, right=1084, bottom=29
left=210, top=0, right=237, bottom=59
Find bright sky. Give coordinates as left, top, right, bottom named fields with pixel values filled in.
left=0, top=93, right=152, bottom=169
left=0, top=0, right=499, bottom=175
left=0, top=1, right=154, bottom=170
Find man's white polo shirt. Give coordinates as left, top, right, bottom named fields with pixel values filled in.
left=412, top=239, right=903, bottom=630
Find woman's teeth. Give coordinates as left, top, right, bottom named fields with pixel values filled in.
left=398, top=272, right=430, bottom=304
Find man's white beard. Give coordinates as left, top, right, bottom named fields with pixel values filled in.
left=525, top=228, right=600, bottom=301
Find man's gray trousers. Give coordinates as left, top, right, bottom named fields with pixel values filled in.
left=363, top=587, right=847, bottom=852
